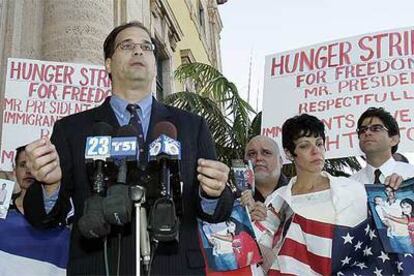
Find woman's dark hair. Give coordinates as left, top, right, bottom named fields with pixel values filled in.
left=400, top=198, right=414, bottom=218
left=282, top=113, right=325, bottom=157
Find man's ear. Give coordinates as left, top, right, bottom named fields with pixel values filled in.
left=390, top=135, right=400, bottom=147
left=105, top=58, right=112, bottom=74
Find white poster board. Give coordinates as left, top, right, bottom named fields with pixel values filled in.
left=262, top=26, right=414, bottom=159
left=0, top=58, right=111, bottom=171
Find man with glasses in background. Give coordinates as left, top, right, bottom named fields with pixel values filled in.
left=351, top=107, right=414, bottom=187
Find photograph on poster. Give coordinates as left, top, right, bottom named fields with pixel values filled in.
left=198, top=201, right=261, bottom=271
left=366, top=178, right=414, bottom=254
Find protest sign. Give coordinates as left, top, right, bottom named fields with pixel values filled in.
left=262, top=27, right=414, bottom=159
left=0, top=58, right=111, bottom=171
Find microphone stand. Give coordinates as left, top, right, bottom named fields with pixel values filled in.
left=129, top=185, right=150, bottom=276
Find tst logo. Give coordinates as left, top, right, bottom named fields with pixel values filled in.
left=111, top=137, right=137, bottom=158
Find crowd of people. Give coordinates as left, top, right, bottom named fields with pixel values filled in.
left=0, top=20, right=413, bottom=275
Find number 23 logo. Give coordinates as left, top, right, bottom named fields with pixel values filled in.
left=86, top=136, right=110, bottom=156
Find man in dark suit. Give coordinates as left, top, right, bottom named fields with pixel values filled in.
left=24, top=21, right=234, bottom=275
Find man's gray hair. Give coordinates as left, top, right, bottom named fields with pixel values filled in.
left=245, top=135, right=280, bottom=156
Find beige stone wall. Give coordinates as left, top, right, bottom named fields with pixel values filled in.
left=207, top=0, right=223, bottom=71
left=42, top=0, right=113, bottom=64
left=0, top=0, right=46, bottom=144
left=126, top=0, right=151, bottom=27
left=0, top=0, right=114, bottom=69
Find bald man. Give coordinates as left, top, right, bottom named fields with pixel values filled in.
left=241, top=135, right=288, bottom=221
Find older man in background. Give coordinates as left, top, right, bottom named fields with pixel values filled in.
left=241, top=135, right=288, bottom=221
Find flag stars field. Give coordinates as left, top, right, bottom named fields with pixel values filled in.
left=354, top=241, right=363, bottom=251
left=363, top=245, right=373, bottom=256
left=341, top=256, right=352, bottom=266
left=377, top=251, right=390, bottom=263
left=342, top=233, right=354, bottom=244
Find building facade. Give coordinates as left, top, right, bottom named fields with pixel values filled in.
left=0, top=0, right=226, bottom=174
left=0, top=0, right=226, bottom=97
left=0, top=0, right=225, bottom=97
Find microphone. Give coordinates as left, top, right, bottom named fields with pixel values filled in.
left=102, top=125, right=137, bottom=226
left=148, top=121, right=181, bottom=199
left=78, top=194, right=111, bottom=238
left=140, top=203, right=151, bottom=269
left=129, top=184, right=151, bottom=267
left=86, top=122, right=114, bottom=195
left=147, top=121, right=182, bottom=242
left=78, top=122, right=113, bottom=239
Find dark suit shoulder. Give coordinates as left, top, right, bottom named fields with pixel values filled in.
left=56, top=105, right=100, bottom=126
left=162, top=104, right=204, bottom=123
left=54, top=98, right=116, bottom=132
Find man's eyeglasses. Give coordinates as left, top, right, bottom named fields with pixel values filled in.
left=116, top=41, right=155, bottom=52
left=357, top=124, right=389, bottom=136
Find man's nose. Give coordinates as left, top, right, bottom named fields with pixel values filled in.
left=256, top=152, right=265, bottom=160
left=133, top=45, right=143, bottom=56
left=25, top=166, right=32, bottom=176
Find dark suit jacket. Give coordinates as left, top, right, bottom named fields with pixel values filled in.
left=253, top=173, right=289, bottom=203
left=24, top=97, right=234, bottom=275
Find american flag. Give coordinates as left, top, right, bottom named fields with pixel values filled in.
left=268, top=214, right=414, bottom=275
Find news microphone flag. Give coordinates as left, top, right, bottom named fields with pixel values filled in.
left=148, top=134, right=181, bottom=161
left=110, top=137, right=138, bottom=160
left=85, top=136, right=138, bottom=160
left=85, top=136, right=111, bottom=160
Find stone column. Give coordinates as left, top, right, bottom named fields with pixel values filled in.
left=124, top=0, right=151, bottom=28
left=42, top=0, right=114, bottom=64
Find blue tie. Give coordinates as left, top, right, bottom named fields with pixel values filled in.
left=126, top=104, right=145, bottom=159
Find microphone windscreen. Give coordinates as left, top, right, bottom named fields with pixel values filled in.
left=92, top=122, right=114, bottom=136
left=116, top=124, right=139, bottom=137
left=152, top=121, right=177, bottom=140
left=78, top=195, right=111, bottom=238
left=102, top=185, right=132, bottom=225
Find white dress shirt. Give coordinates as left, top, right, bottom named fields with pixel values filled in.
left=351, top=157, right=414, bottom=184
left=271, top=171, right=367, bottom=227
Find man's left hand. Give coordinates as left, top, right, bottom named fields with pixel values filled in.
left=385, top=173, right=403, bottom=190
left=197, top=158, right=229, bottom=197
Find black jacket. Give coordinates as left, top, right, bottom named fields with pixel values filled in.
left=24, top=97, right=234, bottom=275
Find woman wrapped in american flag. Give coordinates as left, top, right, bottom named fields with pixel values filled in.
left=263, top=114, right=368, bottom=275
